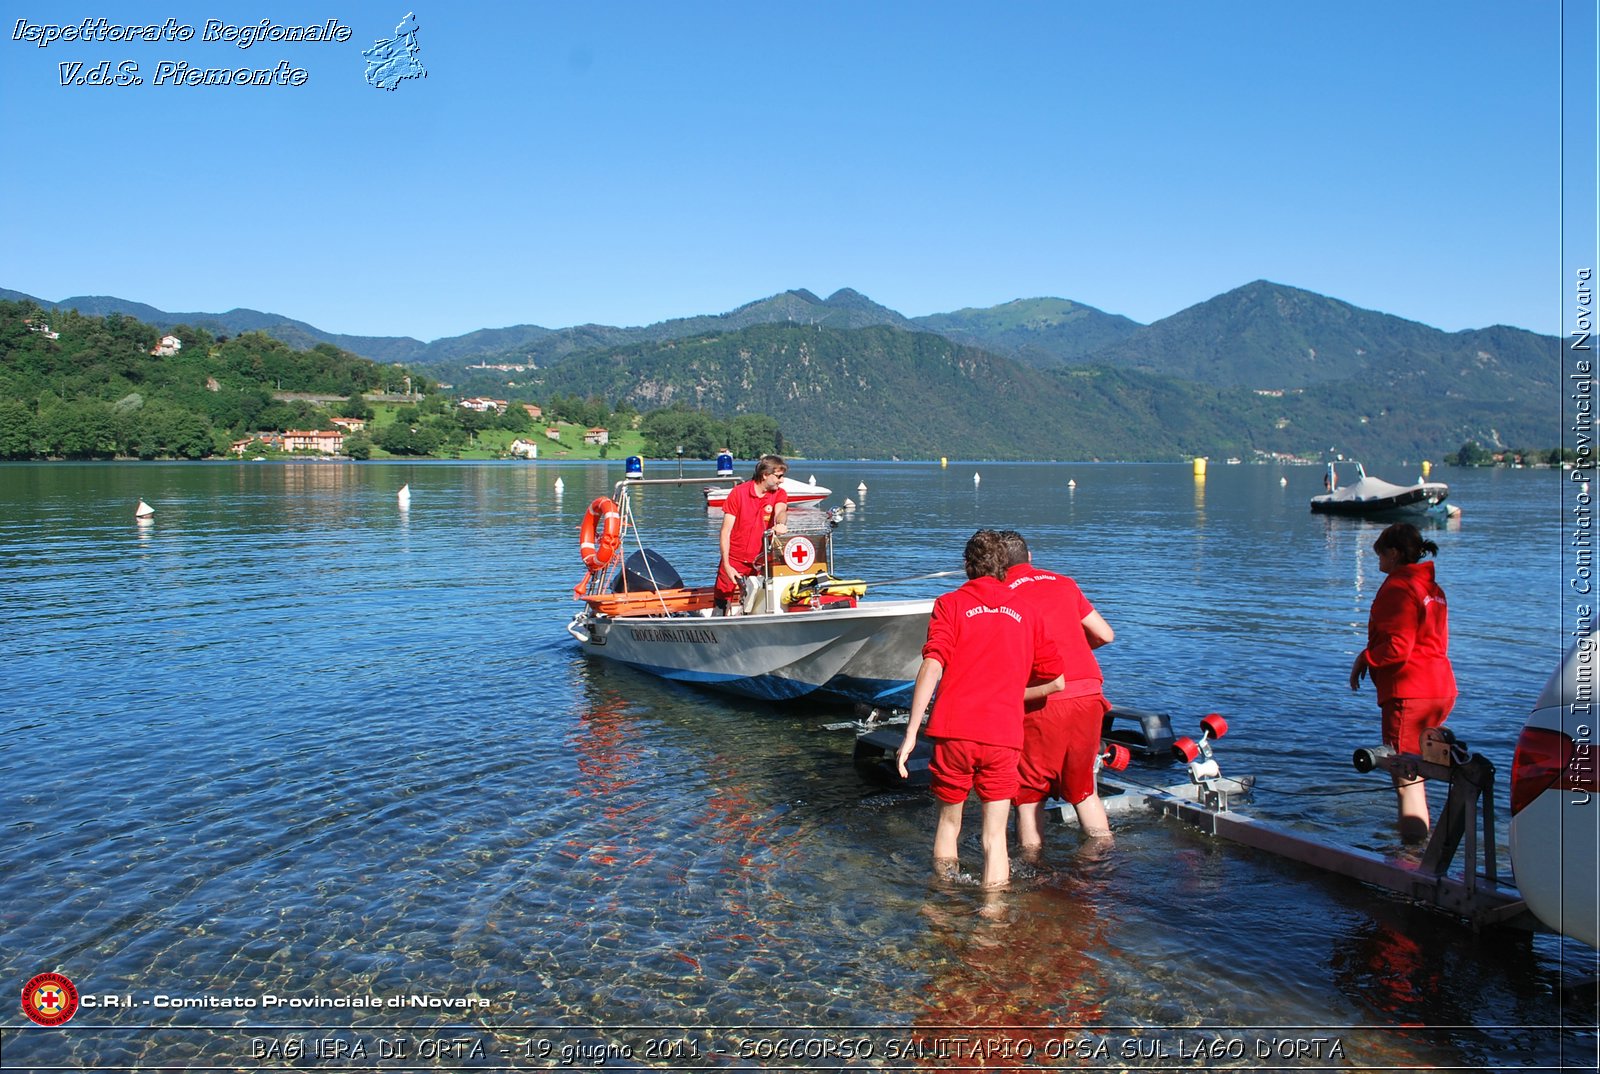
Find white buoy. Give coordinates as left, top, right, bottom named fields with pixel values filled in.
left=808, top=474, right=817, bottom=485
left=1280, top=476, right=1288, bottom=487
left=135, top=499, right=154, bottom=519
left=973, top=473, right=981, bottom=485
left=397, top=484, right=411, bottom=508
left=554, top=477, right=565, bottom=494
left=857, top=482, right=867, bottom=493
left=1068, top=479, right=1076, bottom=489
left=844, top=498, right=857, bottom=510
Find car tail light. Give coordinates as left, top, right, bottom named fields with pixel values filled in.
left=1511, top=726, right=1597, bottom=814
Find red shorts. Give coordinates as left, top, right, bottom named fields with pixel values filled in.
left=928, top=739, right=1021, bottom=804
left=1016, top=694, right=1109, bottom=805
left=714, top=558, right=757, bottom=600
left=1381, top=696, right=1455, bottom=754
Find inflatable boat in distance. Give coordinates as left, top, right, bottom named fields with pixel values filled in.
left=1309, top=462, right=1451, bottom=518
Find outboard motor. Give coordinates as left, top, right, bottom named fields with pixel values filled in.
left=613, top=548, right=683, bottom=592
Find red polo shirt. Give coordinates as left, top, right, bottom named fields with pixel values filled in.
left=722, top=480, right=788, bottom=564
left=1004, top=563, right=1103, bottom=706
left=922, top=575, right=1064, bottom=748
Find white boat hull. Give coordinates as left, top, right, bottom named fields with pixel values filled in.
left=704, top=477, right=830, bottom=510
left=570, top=598, right=932, bottom=705
left=1310, top=476, right=1450, bottom=517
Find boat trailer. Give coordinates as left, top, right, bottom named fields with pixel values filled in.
left=853, top=707, right=1536, bottom=932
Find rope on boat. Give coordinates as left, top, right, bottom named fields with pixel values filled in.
left=609, top=491, right=678, bottom=615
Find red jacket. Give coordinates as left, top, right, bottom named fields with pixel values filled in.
left=922, top=575, right=1064, bottom=748
left=1364, top=560, right=1456, bottom=702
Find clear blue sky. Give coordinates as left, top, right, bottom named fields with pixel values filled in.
left=0, top=1, right=1588, bottom=342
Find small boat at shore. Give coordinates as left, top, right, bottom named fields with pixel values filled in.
left=703, top=475, right=830, bottom=511
left=570, top=477, right=934, bottom=705
left=1309, top=462, right=1450, bottom=518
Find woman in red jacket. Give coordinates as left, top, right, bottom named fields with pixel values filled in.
left=1349, top=522, right=1457, bottom=842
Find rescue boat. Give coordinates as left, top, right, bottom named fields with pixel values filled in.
left=703, top=475, right=831, bottom=511
left=568, top=477, right=934, bottom=705
left=1309, top=462, right=1451, bottom=518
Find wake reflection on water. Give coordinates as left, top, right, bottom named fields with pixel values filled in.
left=0, top=461, right=1590, bottom=1070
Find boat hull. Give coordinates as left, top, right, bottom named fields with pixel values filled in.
left=570, top=598, right=933, bottom=705
left=704, top=477, right=830, bottom=510
left=1310, top=480, right=1450, bottom=518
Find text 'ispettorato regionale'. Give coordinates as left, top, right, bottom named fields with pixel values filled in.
left=12, top=18, right=353, bottom=88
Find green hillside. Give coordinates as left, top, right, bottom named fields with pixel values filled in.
left=1, top=280, right=1564, bottom=462
left=912, top=297, right=1143, bottom=368
left=522, top=316, right=1557, bottom=461
left=0, top=300, right=435, bottom=459
left=1082, top=280, right=1556, bottom=392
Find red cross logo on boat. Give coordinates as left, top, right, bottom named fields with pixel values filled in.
left=782, top=536, right=816, bottom=572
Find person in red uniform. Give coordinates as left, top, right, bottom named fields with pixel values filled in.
left=896, top=529, right=1065, bottom=888
left=1000, top=530, right=1116, bottom=851
left=1349, top=522, right=1457, bottom=842
left=715, top=454, right=789, bottom=615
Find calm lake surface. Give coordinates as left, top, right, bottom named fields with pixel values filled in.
left=1, top=460, right=1594, bottom=1072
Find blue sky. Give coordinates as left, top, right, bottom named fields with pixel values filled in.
left=0, top=2, right=1591, bottom=342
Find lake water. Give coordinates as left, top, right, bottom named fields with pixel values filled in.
left=1, top=460, right=1594, bottom=1072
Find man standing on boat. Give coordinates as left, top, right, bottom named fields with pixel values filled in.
left=715, top=454, right=790, bottom=615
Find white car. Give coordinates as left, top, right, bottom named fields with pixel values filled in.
left=1509, top=632, right=1599, bottom=948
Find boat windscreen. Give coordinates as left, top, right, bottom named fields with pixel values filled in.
left=784, top=507, right=837, bottom=536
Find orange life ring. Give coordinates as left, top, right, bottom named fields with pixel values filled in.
left=579, top=496, right=622, bottom=570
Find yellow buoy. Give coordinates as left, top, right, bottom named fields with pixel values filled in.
left=1421, top=459, right=1432, bottom=477
left=940, top=457, right=948, bottom=468
left=1192, top=457, right=1208, bottom=477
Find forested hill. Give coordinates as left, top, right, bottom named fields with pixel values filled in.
left=1082, top=280, right=1558, bottom=392
left=0, top=301, right=430, bottom=459
left=2, top=280, right=1563, bottom=460
left=0, top=286, right=920, bottom=369
left=911, top=297, right=1143, bottom=368
left=526, top=324, right=1143, bottom=459
left=524, top=317, right=1556, bottom=461
left=0, top=288, right=433, bottom=366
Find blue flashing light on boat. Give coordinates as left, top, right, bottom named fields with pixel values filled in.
left=715, top=451, right=734, bottom=476
left=625, top=455, right=644, bottom=479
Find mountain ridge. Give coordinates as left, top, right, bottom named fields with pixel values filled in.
left=2, top=281, right=1559, bottom=459
left=6, top=280, right=1536, bottom=373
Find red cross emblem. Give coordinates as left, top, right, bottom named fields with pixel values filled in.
left=23, top=972, right=79, bottom=1027
left=783, top=536, right=815, bottom=572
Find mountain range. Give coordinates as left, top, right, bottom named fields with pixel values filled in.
left=1, top=281, right=1558, bottom=460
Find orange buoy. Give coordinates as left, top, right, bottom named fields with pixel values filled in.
left=579, top=497, right=622, bottom=571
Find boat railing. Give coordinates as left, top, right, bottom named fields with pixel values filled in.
left=575, top=475, right=742, bottom=607
left=612, top=474, right=738, bottom=498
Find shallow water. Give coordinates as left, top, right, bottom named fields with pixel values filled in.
left=1, top=460, right=1593, bottom=1071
